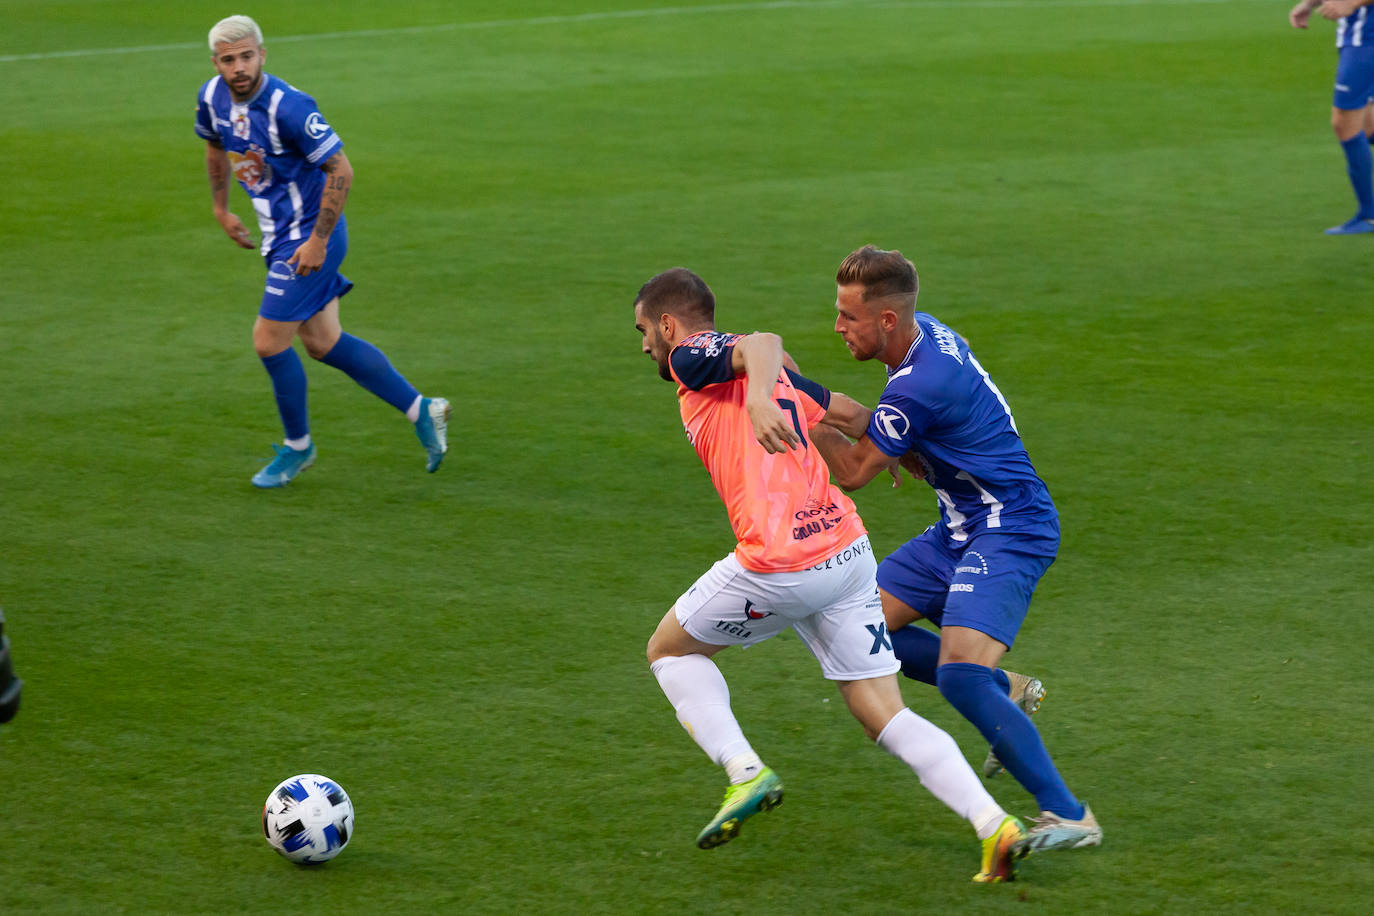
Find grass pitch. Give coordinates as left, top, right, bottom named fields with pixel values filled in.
left=2, top=1, right=1372, bottom=912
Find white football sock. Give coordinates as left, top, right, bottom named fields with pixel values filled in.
left=650, top=654, right=756, bottom=773
left=283, top=434, right=311, bottom=451
left=405, top=395, right=423, bottom=423
left=876, top=707, right=1004, bottom=834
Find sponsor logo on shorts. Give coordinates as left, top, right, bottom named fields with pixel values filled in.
left=866, top=622, right=892, bottom=654
left=949, top=583, right=975, bottom=593
left=268, top=261, right=296, bottom=283
left=712, top=619, right=754, bottom=639
left=744, top=600, right=771, bottom=620
left=808, top=538, right=870, bottom=571
left=1337, top=82, right=1352, bottom=92
left=954, top=551, right=989, bottom=576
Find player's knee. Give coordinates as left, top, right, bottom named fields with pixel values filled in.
left=302, top=338, right=333, bottom=361
left=935, top=662, right=995, bottom=711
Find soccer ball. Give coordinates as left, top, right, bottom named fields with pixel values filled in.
left=262, top=774, right=354, bottom=864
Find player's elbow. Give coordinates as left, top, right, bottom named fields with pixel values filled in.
left=831, top=467, right=866, bottom=492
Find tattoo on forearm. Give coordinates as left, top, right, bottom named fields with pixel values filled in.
left=315, top=207, right=338, bottom=237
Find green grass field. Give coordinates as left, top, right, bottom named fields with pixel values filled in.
left=2, top=0, right=1372, bottom=911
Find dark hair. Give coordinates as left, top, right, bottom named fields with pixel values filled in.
left=835, top=245, right=918, bottom=306
left=634, top=267, right=715, bottom=329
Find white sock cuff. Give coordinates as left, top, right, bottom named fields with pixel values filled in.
left=875, top=707, right=916, bottom=750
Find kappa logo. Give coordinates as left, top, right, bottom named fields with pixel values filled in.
left=304, top=112, right=331, bottom=140
left=873, top=405, right=910, bottom=440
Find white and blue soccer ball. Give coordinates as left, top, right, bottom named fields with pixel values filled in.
left=262, top=774, right=354, bottom=864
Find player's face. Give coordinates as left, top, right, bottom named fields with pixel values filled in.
left=212, top=38, right=265, bottom=101
left=634, top=302, right=673, bottom=381
left=834, top=283, right=884, bottom=361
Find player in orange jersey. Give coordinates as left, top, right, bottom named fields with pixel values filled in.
left=634, top=268, right=1028, bottom=883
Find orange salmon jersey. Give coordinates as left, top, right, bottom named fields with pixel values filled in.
left=669, top=330, right=867, bottom=572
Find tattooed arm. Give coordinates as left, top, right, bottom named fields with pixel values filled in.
left=287, top=150, right=353, bottom=276
left=207, top=141, right=254, bottom=249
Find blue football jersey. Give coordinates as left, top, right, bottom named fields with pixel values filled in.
left=864, top=313, right=1056, bottom=541
left=194, top=73, right=344, bottom=257
left=1337, top=8, right=1370, bottom=48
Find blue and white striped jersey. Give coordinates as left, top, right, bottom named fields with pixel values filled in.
left=864, top=313, right=1057, bottom=542
left=194, top=73, right=344, bottom=257
left=1336, top=7, right=1370, bottom=48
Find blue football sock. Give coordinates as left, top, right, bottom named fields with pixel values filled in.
left=317, top=333, right=420, bottom=414
left=937, top=662, right=1083, bottom=819
left=1340, top=133, right=1374, bottom=219
left=890, top=625, right=1010, bottom=693
left=260, top=347, right=309, bottom=441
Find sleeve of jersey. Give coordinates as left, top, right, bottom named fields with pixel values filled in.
left=783, top=369, right=831, bottom=428
left=865, top=390, right=931, bottom=458
left=281, top=94, right=343, bottom=166
left=194, top=94, right=216, bottom=142
left=669, top=343, right=737, bottom=391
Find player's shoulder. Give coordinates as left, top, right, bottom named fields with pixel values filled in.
left=670, top=330, right=742, bottom=390
left=678, top=330, right=742, bottom=353
left=196, top=75, right=226, bottom=106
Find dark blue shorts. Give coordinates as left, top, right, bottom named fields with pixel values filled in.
left=259, top=223, right=353, bottom=323
left=1334, top=45, right=1374, bottom=111
left=876, top=524, right=1058, bottom=650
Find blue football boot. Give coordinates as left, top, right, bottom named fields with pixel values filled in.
left=252, top=443, right=316, bottom=488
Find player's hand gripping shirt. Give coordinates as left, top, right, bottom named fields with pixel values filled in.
left=670, top=331, right=867, bottom=573
left=194, top=73, right=344, bottom=257
left=866, top=313, right=1057, bottom=542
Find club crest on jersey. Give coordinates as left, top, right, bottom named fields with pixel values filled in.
left=228, top=145, right=273, bottom=193
left=231, top=105, right=250, bottom=140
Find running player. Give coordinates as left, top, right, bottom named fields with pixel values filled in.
left=809, top=246, right=1102, bottom=856
left=634, top=267, right=1028, bottom=883
left=1290, top=0, right=1374, bottom=234
left=196, top=15, right=449, bottom=487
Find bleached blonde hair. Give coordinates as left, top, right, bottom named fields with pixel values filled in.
left=208, top=15, right=263, bottom=53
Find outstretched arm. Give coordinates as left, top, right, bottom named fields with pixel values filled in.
left=206, top=141, right=253, bottom=249
left=288, top=150, right=353, bottom=276
left=731, top=333, right=802, bottom=453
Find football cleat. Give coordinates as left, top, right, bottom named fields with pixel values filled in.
left=1015, top=803, right=1102, bottom=854
left=251, top=443, right=316, bottom=488
left=1324, top=216, right=1374, bottom=235
left=695, top=767, right=783, bottom=849
left=414, top=397, right=451, bottom=473
left=973, top=815, right=1029, bottom=883
left=982, top=672, right=1046, bottom=778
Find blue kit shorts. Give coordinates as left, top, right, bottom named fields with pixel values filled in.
left=258, top=222, right=354, bottom=323
left=876, top=524, right=1058, bottom=650
left=1334, top=44, right=1374, bottom=111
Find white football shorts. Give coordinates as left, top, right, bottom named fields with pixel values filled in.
left=673, top=534, right=900, bottom=681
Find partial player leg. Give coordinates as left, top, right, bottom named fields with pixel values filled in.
left=837, top=675, right=1026, bottom=883
left=647, top=609, right=782, bottom=849
left=883, top=591, right=1042, bottom=776
left=1326, top=45, right=1374, bottom=234
left=936, top=628, right=1099, bottom=852
left=252, top=316, right=315, bottom=488
left=299, top=300, right=449, bottom=472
